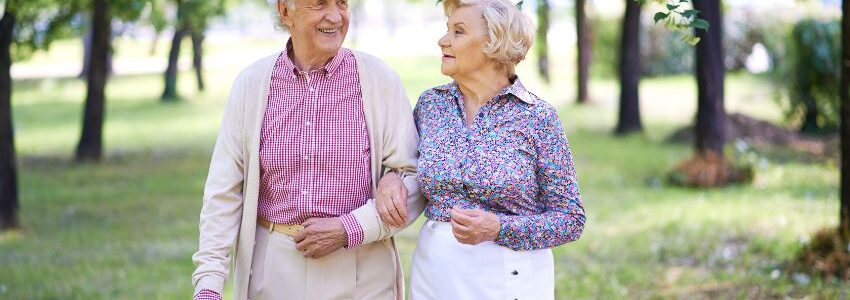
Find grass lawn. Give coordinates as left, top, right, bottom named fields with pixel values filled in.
left=0, top=39, right=843, bottom=299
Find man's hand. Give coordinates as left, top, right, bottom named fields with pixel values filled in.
left=294, top=217, right=348, bottom=259
left=376, top=171, right=409, bottom=228
left=449, top=207, right=501, bottom=245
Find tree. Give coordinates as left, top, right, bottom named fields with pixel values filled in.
left=576, top=0, right=592, bottom=103
left=615, top=0, right=643, bottom=135
left=0, top=0, right=19, bottom=230
left=75, top=0, right=111, bottom=161
left=536, top=0, right=551, bottom=83
left=161, top=0, right=224, bottom=100
left=692, top=0, right=725, bottom=157
left=0, top=0, right=79, bottom=230
left=74, top=0, right=146, bottom=162
left=839, top=0, right=849, bottom=243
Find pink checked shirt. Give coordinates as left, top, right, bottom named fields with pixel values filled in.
left=195, top=44, right=372, bottom=300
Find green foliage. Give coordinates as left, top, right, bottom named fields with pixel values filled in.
left=780, top=18, right=841, bottom=132
left=3, top=0, right=80, bottom=60
left=637, top=0, right=708, bottom=45
left=590, top=16, right=694, bottom=78
left=3, top=0, right=150, bottom=60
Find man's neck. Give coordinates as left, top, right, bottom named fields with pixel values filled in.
left=288, top=42, right=336, bottom=72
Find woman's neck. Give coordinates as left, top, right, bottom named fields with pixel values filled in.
left=454, top=69, right=510, bottom=107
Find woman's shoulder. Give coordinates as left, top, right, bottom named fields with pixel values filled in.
left=417, top=83, right=455, bottom=106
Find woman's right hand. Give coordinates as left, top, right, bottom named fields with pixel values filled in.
left=376, top=171, right=409, bottom=228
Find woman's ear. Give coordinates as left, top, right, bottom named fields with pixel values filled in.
left=279, top=1, right=295, bottom=29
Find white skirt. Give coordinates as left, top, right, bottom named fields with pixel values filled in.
left=409, top=220, right=554, bottom=300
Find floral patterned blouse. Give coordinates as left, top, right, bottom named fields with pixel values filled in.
left=414, top=77, right=586, bottom=251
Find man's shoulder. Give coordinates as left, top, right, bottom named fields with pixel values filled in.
left=233, top=52, right=281, bottom=85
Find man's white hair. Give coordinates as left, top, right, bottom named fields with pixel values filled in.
left=267, top=0, right=297, bottom=32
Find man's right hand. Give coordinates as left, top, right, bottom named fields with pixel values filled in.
left=376, top=171, right=409, bottom=228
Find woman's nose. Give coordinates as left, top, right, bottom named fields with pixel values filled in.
left=438, top=34, right=449, bottom=48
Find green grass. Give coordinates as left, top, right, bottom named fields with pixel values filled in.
left=0, top=39, right=843, bottom=299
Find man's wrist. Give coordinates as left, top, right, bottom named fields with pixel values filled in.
left=339, top=214, right=364, bottom=249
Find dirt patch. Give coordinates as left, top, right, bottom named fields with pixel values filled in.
left=668, top=113, right=839, bottom=162
left=790, top=227, right=850, bottom=281
left=667, top=151, right=754, bottom=187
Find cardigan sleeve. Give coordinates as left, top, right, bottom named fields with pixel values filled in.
left=191, top=71, right=248, bottom=295
left=349, top=57, right=425, bottom=246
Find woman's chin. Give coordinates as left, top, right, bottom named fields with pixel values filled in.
left=439, top=65, right=454, bottom=77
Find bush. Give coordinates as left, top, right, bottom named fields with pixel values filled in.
left=781, top=18, right=841, bottom=133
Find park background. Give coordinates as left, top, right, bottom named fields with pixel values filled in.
left=0, top=0, right=847, bottom=298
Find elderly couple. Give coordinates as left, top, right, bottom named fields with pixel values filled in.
left=191, top=0, right=585, bottom=299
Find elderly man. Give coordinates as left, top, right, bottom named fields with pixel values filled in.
left=191, top=0, right=423, bottom=299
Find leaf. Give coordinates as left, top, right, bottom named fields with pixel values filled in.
left=693, top=18, right=710, bottom=30
left=681, top=9, right=697, bottom=19
left=654, top=12, right=669, bottom=23
left=687, top=36, right=701, bottom=46
left=666, top=4, right=679, bottom=10
left=516, top=0, right=524, bottom=9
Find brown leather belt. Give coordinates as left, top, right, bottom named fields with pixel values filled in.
left=257, top=217, right=305, bottom=237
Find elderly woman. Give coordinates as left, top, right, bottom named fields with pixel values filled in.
left=376, top=0, right=586, bottom=299
left=191, top=0, right=424, bottom=300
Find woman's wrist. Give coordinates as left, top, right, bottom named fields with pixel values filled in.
left=485, top=211, right=501, bottom=241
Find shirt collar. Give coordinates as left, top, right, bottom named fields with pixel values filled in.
left=436, top=75, right=536, bottom=105
left=281, top=39, right=348, bottom=77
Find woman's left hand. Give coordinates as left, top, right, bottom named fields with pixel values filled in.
left=449, top=207, right=501, bottom=245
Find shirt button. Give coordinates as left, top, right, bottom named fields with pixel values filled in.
left=301, top=191, right=308, bottom=196
left=305, top=121, right=312, bottom=126
left=302, top=155, right=309, bottom=161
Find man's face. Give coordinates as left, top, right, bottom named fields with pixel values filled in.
left=280, top=0, right=350, bottom=59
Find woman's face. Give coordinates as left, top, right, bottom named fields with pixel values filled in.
left=438, top=5, right=492, bottom=78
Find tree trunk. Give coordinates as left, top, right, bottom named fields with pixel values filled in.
left=693, top=0, right=726, bottom=155
left=75, top=0, right=110, bottom=162
left=191, top=30, right=204, bottom=91
left=839, top=0, right=850, bottom=240
left=161, top=25, right=188, bottom=101
left=79, top=24, right=113, bottom=79
left=801, top=93, right=821, bottom=133
left=536, top=0, right=550, bottom=83
left=0, top=3, right=20, bottom=230
left=576, top=0, right=592, bottom=103
left=615, top=0, right=642, bottom=135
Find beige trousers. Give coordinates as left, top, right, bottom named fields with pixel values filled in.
left=247, top=228, right=397, bottom=300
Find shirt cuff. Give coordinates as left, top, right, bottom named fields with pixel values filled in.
left=339, top=213, right=364, bottom=249
left=193, top=275, right=225, bottom=298
left=194, top=289, right=222, bottom=300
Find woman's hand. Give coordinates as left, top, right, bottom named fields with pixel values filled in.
left=376, top=171, right=409, bottom=228
left=449, top=207, right=501, bottom=245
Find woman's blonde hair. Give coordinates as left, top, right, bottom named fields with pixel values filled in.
left=442, top=0, right=535, bottom=73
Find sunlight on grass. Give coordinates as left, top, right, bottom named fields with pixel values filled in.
left=0, top=40, right=842, bottom=299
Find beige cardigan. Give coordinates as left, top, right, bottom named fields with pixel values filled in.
left=191, top=51, right=424, bottom=299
